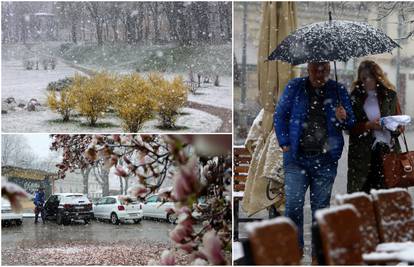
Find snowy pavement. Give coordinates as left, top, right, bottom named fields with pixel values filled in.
left=1, top=107, right=221, bottom=133
left=1, top=218, right=186, bottom=265
left=1, top=60, right=84, bottom=104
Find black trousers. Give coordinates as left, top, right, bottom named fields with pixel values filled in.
left=34, top=205, right=45, bottom=223
left=362, top=142, right=390, bottom=193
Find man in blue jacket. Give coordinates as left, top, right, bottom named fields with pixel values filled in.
left=274, top=62, right=355, bottom=257
left=33, top=187, right=46, bottom=224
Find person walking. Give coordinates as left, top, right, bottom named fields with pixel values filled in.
left=33, top=187, right=46, bottom=224
left=274, top=62, right=355, bottom=258
left=347, top=60, right=403, bottom=193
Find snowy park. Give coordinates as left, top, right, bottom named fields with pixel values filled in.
left=1, top=1, right=232, bottom=133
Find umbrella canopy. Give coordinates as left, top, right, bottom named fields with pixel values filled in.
left=268, top=19, right=400, bottom=65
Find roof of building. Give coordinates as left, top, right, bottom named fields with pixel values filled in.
left=2, top=165, right=58, bottom=181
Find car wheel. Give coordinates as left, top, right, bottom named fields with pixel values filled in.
left=57, top=213, right=63, bottom=225
left=133, top=219, right=141, bottom=224
left=84, top=219, right=89, bottom=224
left=110, top=213, right=120, bottom=225
left=15, top=219, right=23, bottom=226
left=167, top=213, right=177, bottom=224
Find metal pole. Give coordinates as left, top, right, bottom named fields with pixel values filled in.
left=396, top=10, right=402, bottom=96
left=241, top=2, right=247, bottom=105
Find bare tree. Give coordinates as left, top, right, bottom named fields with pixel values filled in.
left=93, top=164, right=110, bottom=196
left=86, top=2, right=105, bottom=46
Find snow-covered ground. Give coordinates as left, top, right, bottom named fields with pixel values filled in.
left=1, top=107, right=221, bottom=133
left=1, top=59, right=226, bottom=132
left=2, top=60, right=84, bottom=103
left=187, top=76, right=232, bottom=109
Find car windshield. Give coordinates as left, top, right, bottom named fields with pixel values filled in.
left=119, top=197, right=138, bottom=205
left=64, top=195, right=83, bottom=198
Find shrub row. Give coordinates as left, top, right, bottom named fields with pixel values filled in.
left=47, top=72, right=188, bottom=131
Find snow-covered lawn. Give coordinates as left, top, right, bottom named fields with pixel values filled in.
left=1, top=107, right=221, bottom=133
left=187, top=76, right=232, bottom=109
left=1, top=60, right=83, bottom=103
left=1, top=59, right=226, bottom=132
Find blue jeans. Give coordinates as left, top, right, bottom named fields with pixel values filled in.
left=283, top=151, right=338, bottom=249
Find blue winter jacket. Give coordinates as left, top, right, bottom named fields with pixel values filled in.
left=34, top=191, right=45, bottom=206
left=274, top=77, right=355, bottom=163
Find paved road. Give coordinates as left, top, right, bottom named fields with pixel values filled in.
left=1, top=218, right=179, bottom=265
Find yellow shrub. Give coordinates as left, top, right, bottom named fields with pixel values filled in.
left=113, top=73, right=157, bottom=132
left=148, top=73, right=188, bottom=128
left=46, top=75, right=84, bottom=122
left=72, top=72, right=115, bottom=126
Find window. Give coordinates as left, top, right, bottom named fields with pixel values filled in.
left=146, top=196, right=158, bottom=203
left=106, top=198, right=116, bottom=204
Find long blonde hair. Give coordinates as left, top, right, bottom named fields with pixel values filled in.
left=352, top=60, right=396, bottom=91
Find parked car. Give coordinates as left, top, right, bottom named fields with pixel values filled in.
left=93, top=195, right=143, bottom=225
left=1, top=198, right=23, bottom=226
left=44, top=193, right=93, bottom=225
left=142, top=194, right=177, bottom=223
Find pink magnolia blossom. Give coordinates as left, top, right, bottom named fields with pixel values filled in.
left=114, top=165, right=128, bottom=177
left=190, top=258, right=208, bottom=265
left=169, top=224, right=193, bottom=244
left=127, top=184, right=149, bottom=198
left=84, top=147, right=97, bottom=161
left=200, top=230, right=226, bottom=265
left=172, top=158, right=199, bottom=201
left=112, top=134, right=121, bottom=143
left=179, top=241, right=197, bottom=253
left=160, top=250, right=176, bottom=265
left=1, top=181, right=30, bottom=212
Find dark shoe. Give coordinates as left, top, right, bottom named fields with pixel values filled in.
left=34, top=221, right=38, bottom=224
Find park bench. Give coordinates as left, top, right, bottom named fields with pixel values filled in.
left=313, top=205, right=365, bottom=265
left=335, top=192, right=380, bottom=254
left=233, top=146, right=262, bottom=242
left=314, top=188, right=414, bottom=265
left=241, top=217, right=302, bottom=265
left=370, top=188, right=414, bottom=243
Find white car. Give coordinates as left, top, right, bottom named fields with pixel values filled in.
left=1, top=198, right=23, bottom=226
left=142, top=194, right=177, bottom=223
left=93, top=195, right=143, bottom=225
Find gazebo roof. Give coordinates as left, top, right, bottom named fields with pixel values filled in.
left=2, top=165, right=58, bottom=181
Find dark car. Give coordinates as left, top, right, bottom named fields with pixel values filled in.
left=44, top=193, right=93, bottom=225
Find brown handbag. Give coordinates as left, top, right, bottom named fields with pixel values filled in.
left=383, top=132, right=414, bottom=188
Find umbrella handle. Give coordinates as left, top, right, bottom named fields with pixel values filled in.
left=333, top=61, right=342, bottom=107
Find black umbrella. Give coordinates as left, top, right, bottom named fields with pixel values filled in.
left=268, top=12, right=400, bottom=105
left=268, top=12, right=399, bottom=64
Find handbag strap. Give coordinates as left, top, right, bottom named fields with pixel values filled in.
left=402, top=131, right=409, bottom=153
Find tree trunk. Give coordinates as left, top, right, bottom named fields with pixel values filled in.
left=96, top=22, right=103, bottom=46
left=112, top=23, right=118, bottom=42
left=81, top=167, right=91, bottom=195
left=71, top=20, right=77, bottom=44
left=119, top=176, right=123, bottom=195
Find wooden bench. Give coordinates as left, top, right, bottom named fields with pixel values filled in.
left=233, top=146, right=261, bottom=241
left=333, top=189, right=414, bottom=265
left=313, top=205, right=364, bottom=265
left=371, top=188, right=414, bottom=243
left=242, top=217, right=301, bottom=265
left=335, top=192, right=380, bottom=254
